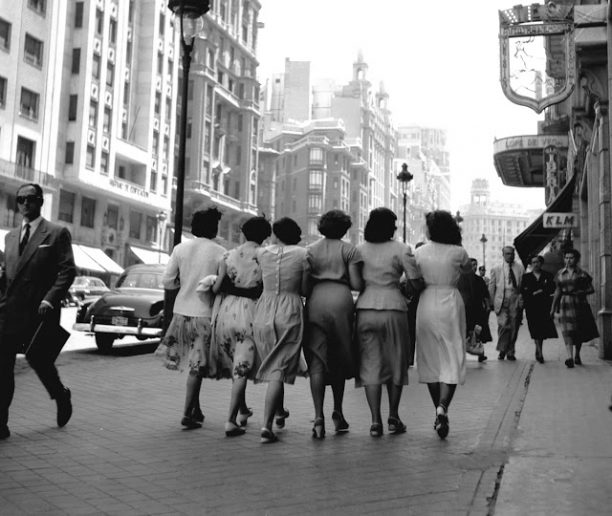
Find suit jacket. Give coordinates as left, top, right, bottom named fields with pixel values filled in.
left=0, top=219, right=76, bottom=347
left=488, top=261, right=524, bottom=314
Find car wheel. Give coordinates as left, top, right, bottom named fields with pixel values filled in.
left=95, top=333, right=115, bottom=353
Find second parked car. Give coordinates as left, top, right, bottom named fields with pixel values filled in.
left=69, top=276, right=110, bottom=302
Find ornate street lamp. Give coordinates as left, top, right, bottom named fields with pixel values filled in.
left=396, top=163, right=414, bottom=243
left=480, top=233, right=488, bottom=269
left=168, top=0, right=209, bottom=248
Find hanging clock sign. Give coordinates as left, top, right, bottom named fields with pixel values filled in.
left=499, top=2, right=575, bottom=114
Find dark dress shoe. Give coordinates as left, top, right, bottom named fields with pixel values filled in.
left=0, top=425, right=10, bottom=440
left=478, top=354, right=488, bottom=363
left=565, top=358, right=575, bottom=368
left=56, top=388, right=72, bottom=428
left=507, top=355, right=516, bottom=361
left=498, top=353, right=506, bottom=360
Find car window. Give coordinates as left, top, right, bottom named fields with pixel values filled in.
left=91, top=279, right=107, bottom=288
left=117, top=272, right=163, bottom=289
left=73, top=277, right=87, bottom=285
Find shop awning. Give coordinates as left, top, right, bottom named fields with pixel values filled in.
left=514, top=173, right=577, bottom=266
left=129, top=245, right=169, bottom=265
left=72, top=244, right=106, bottom=273
left=78, top=244, right=124, bottom=275
left=0, top=229, right=9, bottom=252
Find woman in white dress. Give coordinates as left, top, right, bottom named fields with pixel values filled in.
left=408, top=211, right=472, bottom=439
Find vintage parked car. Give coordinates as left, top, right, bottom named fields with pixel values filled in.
left=73, top=264, right=166, bottom=352
left=68, top=276, right=111, bottom=302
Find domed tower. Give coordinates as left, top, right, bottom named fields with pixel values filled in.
left=471, top=178, right=490, bottom=208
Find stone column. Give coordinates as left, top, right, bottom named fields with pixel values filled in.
left=596, top=102, right=612, bottom=358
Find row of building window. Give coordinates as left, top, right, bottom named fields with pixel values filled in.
left=0, top=19, right=44, bottom=67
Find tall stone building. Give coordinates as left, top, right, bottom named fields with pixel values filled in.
left=0, top=0, right=181, bottom=272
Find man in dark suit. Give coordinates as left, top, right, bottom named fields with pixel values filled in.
left=0, top=183, right=76, bottom=440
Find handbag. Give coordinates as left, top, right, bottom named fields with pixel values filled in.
left=576, top=303, right=599, bottom=343
left=465, top=327, right=484, bottom=356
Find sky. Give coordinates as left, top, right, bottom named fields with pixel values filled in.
left=256, top=0, right=546, bottom=211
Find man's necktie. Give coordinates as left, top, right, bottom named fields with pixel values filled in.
left=19, top=223, right=30, bottom=256
left=508, top=265, right=518, bottom=290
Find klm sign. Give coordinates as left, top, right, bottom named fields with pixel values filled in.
left=543, top=212, right=577, bottom=228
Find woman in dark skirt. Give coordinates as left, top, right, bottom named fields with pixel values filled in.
left=520, top=255, right=558, bottom=363
left=551, top=248, right=598, bottom=368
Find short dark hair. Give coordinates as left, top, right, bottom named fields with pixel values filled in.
left=528, top=254, right=544, bottom=264
left=318, top=210, right=352, bottom=239
left=17, top=183, right=43, bottom=198
left=191, top=208, right=222, bottom=238
left=273, top=217, right=302, bottom=245
left=241, top=216, right=271, bottom=244
left=564, top=248, right=581, bottom=261
left=364, top=207, right=397, bottom=243
left=425, top=210, right=462, bottom=245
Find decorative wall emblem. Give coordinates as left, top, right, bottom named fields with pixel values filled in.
left=499, top=3, right=575, bottom=114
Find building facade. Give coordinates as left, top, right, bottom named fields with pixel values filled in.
left=459, top=179, right=532, bottom=271
left=0, top=0, right=181, bottom=272
left=493, top=1, right=612, bottom=357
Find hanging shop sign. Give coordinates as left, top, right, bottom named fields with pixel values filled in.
left=543, top=212, right=578, bottom=228
left=499, top=3, right=575, bottom=114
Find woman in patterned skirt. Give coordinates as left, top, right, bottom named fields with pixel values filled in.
left=210, top=217, right=271, bottom=437
left=551, top=248, right=599, bottom=368
left=161, top=208, right=226, bottom=429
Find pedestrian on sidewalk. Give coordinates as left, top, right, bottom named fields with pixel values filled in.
left=489, top=246, right=524, bottom=361
left=253, top=218, right=308, bottom=444
left=303, top=210, right=363, bottom=439
left=355, top=208, right=414, bottom=438
left=409, top=210, right=472, bottom=439
left=550, top=248, right=599, bottom=368
left=520, top=254, right=557, bottom=363
left=160, top=208, right=226, bottom=429
left=0, top=183, right=76, bottom=440
left=457, top=257, right=492, bottom=363
left=209, top=216, right=271, bottom=437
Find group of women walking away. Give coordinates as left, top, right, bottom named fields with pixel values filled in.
left=157, top=203, right=598, bottom=444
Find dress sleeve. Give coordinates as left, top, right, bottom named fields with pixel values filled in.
left=162, top=246, right=181, bottom=290
left=458, top=247, right=472, bottom=274
left=345, top=244, right=363, bottom=266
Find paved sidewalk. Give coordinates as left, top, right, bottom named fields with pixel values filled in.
left=1, top=320, right=611, bottom=515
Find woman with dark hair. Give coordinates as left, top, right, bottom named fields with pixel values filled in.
left=520, top=254, right=557, bottom=363
left=253, top=217, right=308, bottom=443
left=161, top=208, right=226, bottom=429
left=355, top=208, right=415, bottom=437
left=209, top=216, right=271, bottom=436
left=304, top=210, right=363, bottom=439
left=407, top=210, right=472, bottom=439
left=551, top=248, right=598, bottom=368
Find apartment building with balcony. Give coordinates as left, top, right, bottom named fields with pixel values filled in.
left=0, top=0, right=179, bottom=273
left=177, top=0, right=261, bottom=247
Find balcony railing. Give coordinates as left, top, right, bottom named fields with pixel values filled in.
left=0, top=158, right=57, bottom=186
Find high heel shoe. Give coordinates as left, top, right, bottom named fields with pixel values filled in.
left=237, top=407, right=253, bottom=427
left=312, top=418, right=325, bottom=440
left=565, top=358, right=575, bottom=368
left=574, top=354, right=582, bottom=366
left=388, top=417, right=407, bottom=435
left=191, top=407, right=205, bottom=423
left=331, top=411, right=349, bottom=433
left=225, top=421, right=246, bottom=437
left=369, top=423, right=383, bottom=437
left=181, top=416, right=202, bottom=430
left=434, top=413, right=449, bottom=439
left=275, top=408, right=290, bottom=429
left=260, top=427, right=278, bottom=443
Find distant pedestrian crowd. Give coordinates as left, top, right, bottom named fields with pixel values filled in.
left=0, top=182, right=600, bottom=442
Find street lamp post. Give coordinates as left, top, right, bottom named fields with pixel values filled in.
left=480, top=233, right=488, bottom=269
left=164, top=1, right=209, bottom=333
left=396, top=163, right=414, bottom=243
left=168, top=0, right=209, bottom=248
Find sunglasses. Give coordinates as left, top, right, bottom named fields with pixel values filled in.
left=16, top=194, right=41, bottom=204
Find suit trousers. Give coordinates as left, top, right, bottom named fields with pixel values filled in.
left=0, top=332, right=65, bottom=427
left=496, top=294, right=521, bottom=356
